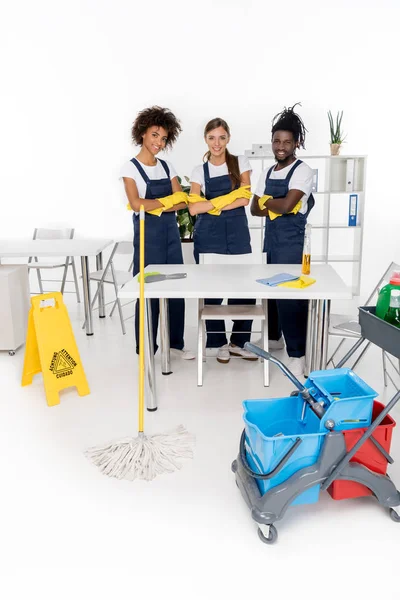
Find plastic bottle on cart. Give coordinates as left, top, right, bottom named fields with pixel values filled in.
left=376, top=272, right=400, bottom=320
left=302, top=224, right=311, bottom=275
left=384, top=289, right=400, bottom=328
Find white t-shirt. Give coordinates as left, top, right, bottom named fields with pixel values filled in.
left=119, top=158, right=178, bottom=199
left=190, top=155, right=251, bottom=195
left=254, top=159, right=313, bottom=215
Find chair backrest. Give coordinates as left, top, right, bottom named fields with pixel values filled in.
left=199, top=252, right=266, bottom=265
left=114, top=241, right=133, bottom=255
left=365, top=261, right=400, bottom=305
left=33, top=228, right=74, bottom=240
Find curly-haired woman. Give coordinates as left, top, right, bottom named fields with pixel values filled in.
left=120, top=106, right=194, bottom=359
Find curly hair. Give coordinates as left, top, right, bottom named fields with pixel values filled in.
left=271, top=103, right=308, bottom=149
left=131, top=106, right=182, bottom=149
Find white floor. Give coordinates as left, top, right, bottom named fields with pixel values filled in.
left=1, top=290, right=400, bottom=600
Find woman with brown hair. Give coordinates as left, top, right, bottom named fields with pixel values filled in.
left=189, top=118, right=256, bottom=364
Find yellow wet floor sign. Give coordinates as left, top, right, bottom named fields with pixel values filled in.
left=22, top=292, right=90, bottom=406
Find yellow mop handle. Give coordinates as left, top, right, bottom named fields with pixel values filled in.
left=139, top=206, right=145, bottom=433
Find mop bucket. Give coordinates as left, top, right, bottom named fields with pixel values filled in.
left=304, top=368, right=377, bottom=431
left=243, top=395, right=327, bottom=505
left=328, top=400, right=396, bottom=499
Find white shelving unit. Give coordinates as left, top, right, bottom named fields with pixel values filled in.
left=246, top=154, right=367, bottom=296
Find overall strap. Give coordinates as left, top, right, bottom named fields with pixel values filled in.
left=266, top=165, right=275, bottom=180
left=130, top=158, right=150, bottom=184
left=285, top=159, right=303, bottom=181
left=158, top=159, right=170, bottom=178
left=203, top=161, right=211, bottom=184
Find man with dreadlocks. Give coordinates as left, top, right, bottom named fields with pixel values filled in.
left=251, top=104, right=315, bottom=378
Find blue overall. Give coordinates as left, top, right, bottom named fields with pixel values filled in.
left=263, top=159, right=315, bottom=358
left=193, top=162, right=255, bottom=348
left=131, top=158, right=184, bottom=354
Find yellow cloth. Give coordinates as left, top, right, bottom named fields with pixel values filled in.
left=278, top=275, right=316, bottom=289
left=208, top=186, right=252, bottom=216
left=258, top=195, right=302, bottom=221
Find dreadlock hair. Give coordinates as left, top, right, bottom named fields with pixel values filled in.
left=131, top=106, right=182, bottom=149
left=203, top=117, right=241, bottom=190
left=271, top=103, right=308, bottom=149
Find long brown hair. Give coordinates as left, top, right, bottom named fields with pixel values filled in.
left=203, top=118, right=241, bottom=190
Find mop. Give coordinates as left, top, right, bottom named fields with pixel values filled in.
left=86, top=207, right=195, bottom=481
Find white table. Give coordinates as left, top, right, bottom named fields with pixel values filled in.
left=0, top=239, right=113, bottom=335
left=119, top=263, right=352, bottom=410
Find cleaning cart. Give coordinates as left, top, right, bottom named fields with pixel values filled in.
left=232, top=333, right=400, bottom=545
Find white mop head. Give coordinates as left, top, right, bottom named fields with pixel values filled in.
left=85, top=425, right=195, bottom=481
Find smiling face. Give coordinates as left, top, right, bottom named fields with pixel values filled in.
left=272, top=130, right=298, bottom=166
left=142, top=126, right=168, bottom=156
left=204, top=126, right=230, bottom=160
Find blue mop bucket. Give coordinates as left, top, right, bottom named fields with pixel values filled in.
left=304, top=368, right=377, bottom=431
left=243, top=395, right=327, bottom=505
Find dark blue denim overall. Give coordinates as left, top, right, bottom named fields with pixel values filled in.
left=193, top=162, right=254, bottom=348
left=131, top=158, right=184, bottom=353
left=263, top=159, right=315, bottom=357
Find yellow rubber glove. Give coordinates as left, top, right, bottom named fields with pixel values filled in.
left=258, top=195, right=273, bottom=210
left=147, top=192, right=183, bottom=216
left=208, top=186, right=252, bottom=216
left=188, top=193, right=204, bottom=204
left=278, top=275, right=316, bottom=288
left=127, top=193, right=186, bottom=215
left=258, top=195, right=302, bottom=221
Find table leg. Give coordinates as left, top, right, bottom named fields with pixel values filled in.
left=159, top=298, right=172, bottom=375
left=305, top=300, right=316, bottom=376
left=96, top=252, right=105, bottom=318
left=311, top=299, right=331, bottom=371
left=262, top=299, right=269, bottom=387
left=145, top=299, right=157, bottom=411
left=80, top=256, right=93, bottom=336
left=320, top=299, right=330, bottom=370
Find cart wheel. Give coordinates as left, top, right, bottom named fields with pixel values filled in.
left=389, top=508, right=400, bottom=523
left=8, top=351, right=15, bottom=356
left=257, top=524, right=278, bottom=545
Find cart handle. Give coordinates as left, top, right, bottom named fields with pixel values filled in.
left=239, top=429, right=302, bottom=480
left=244, top=343, right=325, bottom=418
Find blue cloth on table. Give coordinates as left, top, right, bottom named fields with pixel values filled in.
left=256, top=273, right=299, bottom=287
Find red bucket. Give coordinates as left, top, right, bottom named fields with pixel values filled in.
left=328, top=401, right=396, bottom=500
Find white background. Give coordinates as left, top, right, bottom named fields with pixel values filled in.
left=1, top=0, right=399, bottom=295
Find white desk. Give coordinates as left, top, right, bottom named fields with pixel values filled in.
left=0, top=239, right=113, bottom=335
left=119, top=263, right=352, bottom=410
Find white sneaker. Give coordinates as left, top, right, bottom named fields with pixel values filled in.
left=217, top=344, right=230, bottom=364
left=170, top=348, right=195, bottom=360
left=253, top=336, right=285, bottom=350
left=287, top=356, right=306, bottom=379
left=228, top=343, right=258, bottom=361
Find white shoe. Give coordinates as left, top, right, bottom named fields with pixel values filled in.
left=217, top=344, right=230, bottom=364
left=253, top=336, right=285, bottom=350
left=287, top=356, right=306, bottom=379
left=170, top=348, right=195, bottom=360
left=228, top=343, right=258, bottom=361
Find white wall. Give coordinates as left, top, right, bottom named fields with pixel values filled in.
left=1, top=0, right=399, bottom=297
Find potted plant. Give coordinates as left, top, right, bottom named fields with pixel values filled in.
left=176, top=176, right=197, bottom=264
left=176, top=176, right=196, bottom=242
left=328, top=110, right=346, bottom=155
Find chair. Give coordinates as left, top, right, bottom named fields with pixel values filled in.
left=197, top=252, right=269, bottom=386
left=28, top=228, right=80, bottom=302
left=327, top=261, right=400, bottom=388
left=84, top=241, right=133, bottom=335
